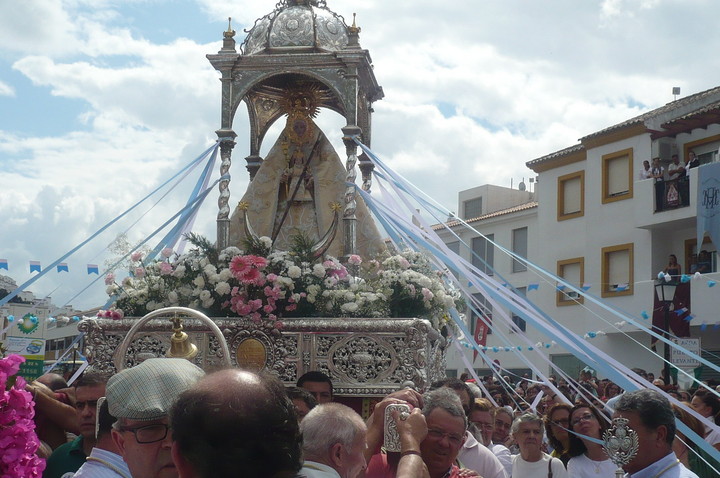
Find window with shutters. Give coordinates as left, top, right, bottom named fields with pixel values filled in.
left=602, top=148, right=633, bottom=203
left=557, top=171, right=584, bottom=221
left=557, top=258, right=584, bottom=306
left=601, top=243, right=634, bottom=297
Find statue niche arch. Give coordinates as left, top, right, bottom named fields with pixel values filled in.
left=206, top=1, right=384, bottom=260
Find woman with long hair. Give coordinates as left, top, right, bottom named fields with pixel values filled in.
left=544, top=403, right=572, bottom=467
left=566, top=404, right=616, bottom=477
left=664, top=254, right=682, bottom=277
left=691, top=388, right=720, bottom=451
left=673, top=403, right=720, bottom=477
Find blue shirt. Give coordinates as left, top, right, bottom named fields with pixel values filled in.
left=625, top=452, right=699, bottom=478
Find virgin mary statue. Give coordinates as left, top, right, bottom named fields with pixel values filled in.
left=228, top=89, right=386, bottom=259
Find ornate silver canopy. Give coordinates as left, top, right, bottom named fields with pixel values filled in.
left=207, top=1, right=384, bottom=256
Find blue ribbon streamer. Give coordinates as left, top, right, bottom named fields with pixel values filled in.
left=0, top=142, right=220, bottom=308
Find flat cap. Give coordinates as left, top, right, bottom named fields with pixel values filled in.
left=107, top=358, right=204, bottom=421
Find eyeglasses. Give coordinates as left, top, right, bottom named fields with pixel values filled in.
left=427, top=428, right=464, bottom=446
left=571, top=413, right=596, bottom=427
left=119, top=423, right=170, bottom=444
left=472, top=421, right=494, bottom=430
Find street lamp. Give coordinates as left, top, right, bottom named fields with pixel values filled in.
left=72, top=342, right=79, bottom=374
left=654, top=279, right=678, bottom=386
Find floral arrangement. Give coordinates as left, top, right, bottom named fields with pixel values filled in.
left=0, top=354, right=45, bottom=477
left=104, top=234, right=463, bottom=331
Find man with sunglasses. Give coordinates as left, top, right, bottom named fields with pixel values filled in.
left=107, top=358, right=204, bottom=478
left=45, top=371, right=110, bottom=478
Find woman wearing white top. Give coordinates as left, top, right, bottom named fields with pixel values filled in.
left=566, top=404, right=616, bottom=477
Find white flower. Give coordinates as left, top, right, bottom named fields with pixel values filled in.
left=199, top=290, right=212, bottom=301
left=288, top=265, right=302, bottom=278
left=202, top=297, right=215, bottom=308
left=344, top=291, right=355, bottom=301
left=341, top=302, right=359, bottom=313
left=168, top=291, right=179, bottom=303
left=215, top=281, right=231, bottom=295
left=193, top=276, right=205, bottom=288
left=218, top=268, right=233, bottom=281
left=260, top=236, right=273, bottom=248
left=313, top=264, right=326, bottom=278
left=172, top=265, right=186, bottom=277
left=204, top=264, right=217, bottom=276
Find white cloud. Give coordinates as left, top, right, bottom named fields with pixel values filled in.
left=0, top=80, right=13, bottom=96
left=1, top=0, right=720, bottom=308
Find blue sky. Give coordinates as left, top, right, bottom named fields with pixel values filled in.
left=1, top=0, right=720, bottom=310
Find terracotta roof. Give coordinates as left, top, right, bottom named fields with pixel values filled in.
left=526, top=143, right=584, bottom=168
left=432, top=201, right=538, bottom=231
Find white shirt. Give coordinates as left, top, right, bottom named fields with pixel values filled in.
left=71, top=447, right=132, bottom=478
left=623, top=451, right=698, bottom=478
left=458, top=431, right=508, bottom=478
left=299, top=460, right=341, bottom=478
left=567, top=453, right=617, bottom=477
left=511, top=452, right=568, bottom=478
left=489, top=443, right=513, bottom=478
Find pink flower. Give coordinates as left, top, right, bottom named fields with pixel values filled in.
left=111, top=309, right=125, bottom=320
left=275, top=321, right=284, bottom=329
left=104, top=273, right=115, bottom=285
left=285, top=303, right=297, bottom=311
left=161, top=247, right=174, bottom=258
left=399, top=257, right=411, bottom=269
left=159, top=262, right=173, bottom=275
left=0, top=355, right=25, bottom=377
left=134, top=267, right=145, bottom=278
left=248, top=255, right=268, bottom=268
left=348, top=254, right=362, bottom=265
left=263, top=304, right=275, bottom=313
left=230, top=256, right=251, bottom=277
left=266, top=273, right=278, bottom=282
left=421, top=287, right=434, bottom=302
left=131, top=251, right=143, bottom=262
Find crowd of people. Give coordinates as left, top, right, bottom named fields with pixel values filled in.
left=24, top=360, right=720, bottom=478
left=640, top=151, right=699, bottom=212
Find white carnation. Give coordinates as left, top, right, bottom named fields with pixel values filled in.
left=341, top=302, right=359, bottom=313
left=313, top=264, right=326, bottom=278
left=288, top=265, right=302, bottom=279
left=193, top=276, right=205, bottom=288
left=168, top=291, right=179, bottom=303
left=215, top=281, right=231, bottom=295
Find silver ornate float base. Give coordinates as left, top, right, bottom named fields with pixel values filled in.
left=78, top=316, right=447, bottom=396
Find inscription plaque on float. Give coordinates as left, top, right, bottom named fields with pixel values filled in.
left=236, top=338, right=267, bottom=371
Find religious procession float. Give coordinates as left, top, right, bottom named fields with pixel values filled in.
left=78, top=0, right=459, bottom=399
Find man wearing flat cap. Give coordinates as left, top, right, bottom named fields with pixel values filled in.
left=107, top=358, right=204, bottom=478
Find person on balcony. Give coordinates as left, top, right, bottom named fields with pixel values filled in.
left=668, top=154, right=686, bottom=180
left=651, top=157, right=665, bottom=211
left=663, top=254, right=682, bottom=278
left=639, top=160, right=652, bottom=180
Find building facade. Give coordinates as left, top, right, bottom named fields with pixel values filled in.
left=442, top=87, right=720, bottom=384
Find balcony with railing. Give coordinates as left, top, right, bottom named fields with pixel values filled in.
left=635, top=167, right=697, bottom=230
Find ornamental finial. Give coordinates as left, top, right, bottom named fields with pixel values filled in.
left=224, top=17, right=235, bottom=39
left=349, top=13, right=361, bottom=34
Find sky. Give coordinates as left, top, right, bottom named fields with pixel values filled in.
left=1, top=0, right=720, bottom=311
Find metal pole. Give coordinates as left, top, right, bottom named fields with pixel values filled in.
left=663, top=304, right=671, bottom=386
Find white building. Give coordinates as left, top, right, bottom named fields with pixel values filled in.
left=441, top=86, right=720, bottom=384
left=0, top=274, right=82, bottom=368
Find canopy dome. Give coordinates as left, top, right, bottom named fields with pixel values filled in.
left=243, top=0, right=350, bottom=55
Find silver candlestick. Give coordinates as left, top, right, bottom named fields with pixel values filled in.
left=603, top=417, right=639, bottom=478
